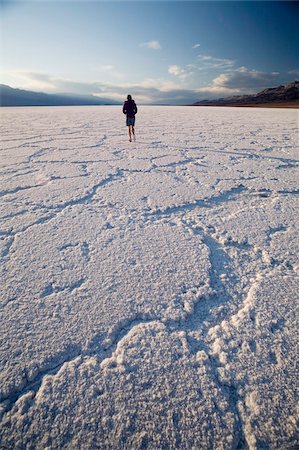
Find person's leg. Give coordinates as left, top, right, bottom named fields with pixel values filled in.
left=132, top=125, right=135, bottom=140
left=128, top=125, right=132, bottom=142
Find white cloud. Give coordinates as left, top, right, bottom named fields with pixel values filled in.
left=192, top=43, right=201, bottom=49
left=6, top=71, right=58, bottom=92
left=197, top=66, right=283, bottom=98
left=93, top=91, right=126, bottom=102
left=168, top=65, right=185, bottom=76
left=8, top=71, right=108, bottom=96
left=138, top=78, right=181, bottom=91
left=139, top=40, right=161, bottom=50
left=197, top=84, right=240, bottom=97
left=213, top=66, right=280, bottom=89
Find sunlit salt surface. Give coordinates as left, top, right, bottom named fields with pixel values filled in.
left=1, top=105, right=298, bottom=449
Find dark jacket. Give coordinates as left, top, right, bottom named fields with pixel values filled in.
left=123, top=100, right=137, bottom=118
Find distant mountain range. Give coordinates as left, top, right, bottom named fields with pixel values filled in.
left=0, top=84, right=121, bottom=106
left=192, top=81, right=299, bottom=108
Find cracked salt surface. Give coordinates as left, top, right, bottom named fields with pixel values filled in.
left=0, top=106, right=298, bottom=449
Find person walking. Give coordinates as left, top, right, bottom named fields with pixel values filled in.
left=123, top=95, right=137, bottom=142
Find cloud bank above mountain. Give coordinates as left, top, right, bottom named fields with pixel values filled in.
left=3, top=68, right=296, bottom=105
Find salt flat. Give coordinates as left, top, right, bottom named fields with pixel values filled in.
left=0, top=105, right=298, bottom=449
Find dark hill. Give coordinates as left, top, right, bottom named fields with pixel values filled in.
left=192, top=81, right=299, bottom=108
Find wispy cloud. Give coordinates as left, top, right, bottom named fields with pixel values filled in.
left=139, top=40, right=161, bottom=50
left=167, top=53, right=235, bottom=80
left=95, top=64, right=124, bottom=80
left=288, top=69, right=299, bottom=76
left=197, top=54, right=235, bottom=70
left=98, top=65, right=115, bottom=71
left=192, top=43, right=201, bottom=49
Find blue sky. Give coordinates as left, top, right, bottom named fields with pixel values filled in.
left=1, top=1, right=298, bottom=104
